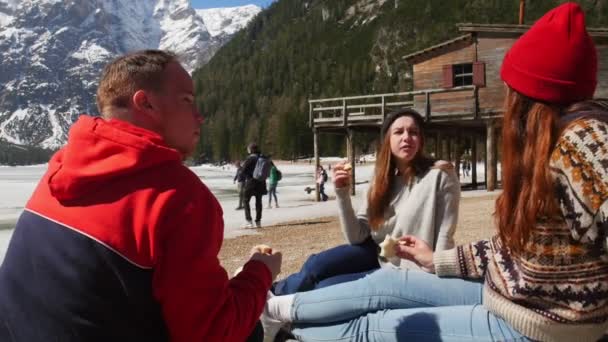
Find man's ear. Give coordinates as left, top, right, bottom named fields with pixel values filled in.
left=132, top=90, right=153, bottom=111
left=132, top=90, right=160, bottom=121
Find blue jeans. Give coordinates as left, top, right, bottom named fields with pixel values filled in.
left=273, top=238, right=379, bottom=295
left=268, top=183, right=278, bottom=206
left=319, top=183, right=328, bottom=201
left=290, top=269, right=530, bottom=341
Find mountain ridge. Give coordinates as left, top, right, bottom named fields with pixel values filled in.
left=0, top=0, right=260, bottom=152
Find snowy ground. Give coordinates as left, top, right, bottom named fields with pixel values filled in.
left=0, top=160, right=496, bottom=263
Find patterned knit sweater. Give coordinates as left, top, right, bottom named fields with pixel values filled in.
left=434, top=117, right=608, bottom=342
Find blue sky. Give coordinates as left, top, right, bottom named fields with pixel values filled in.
left=191, top=0, right=276, bottom=9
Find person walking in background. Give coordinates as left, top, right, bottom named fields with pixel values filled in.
left=461, top=160, right=470, bottom=178
left=0, top=50, right=282, bottom=342
left=233, top=160, right=245, bottom=210
left=316, top=165, right=328, bottom=201
left=263, top=4, right=608, bottom=341
left=461, top=160, right=466, bottom=179
left=272, top=108, right=459, bottom=299
left=267, top=163, right=281, bottom=209
left=241, top=143, right=271, bottom=228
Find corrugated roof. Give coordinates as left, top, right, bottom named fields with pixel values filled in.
left=403, top=34, right=472, bottom=63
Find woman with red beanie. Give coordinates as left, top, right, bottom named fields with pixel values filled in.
left=261, top=3, right=608, bottom=341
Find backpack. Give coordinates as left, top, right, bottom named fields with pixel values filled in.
left=252, top=155, right=272, bottom=181
left=322, top=170, right=328, bottom=183
left=276, top=169, right=282, bottom=181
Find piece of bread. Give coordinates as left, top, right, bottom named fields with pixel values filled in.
left=253, top=244, right=273, bottom=254
left=234, top=244, right=274, bottom=277
left=379, top=235, right=398, bottom=258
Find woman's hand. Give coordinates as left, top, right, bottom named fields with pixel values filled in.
left=395, top=235, right=435, bottom=273
left=332, top=162, right=351, bottom=189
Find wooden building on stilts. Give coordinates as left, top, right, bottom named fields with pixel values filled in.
left=308, top=20, right=607, bottom=201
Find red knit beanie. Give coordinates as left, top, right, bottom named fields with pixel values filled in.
left=500, top=2, right=597, bottom=105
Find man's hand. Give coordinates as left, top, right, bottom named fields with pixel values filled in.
left=395, top=235, right=435, bottom=273
left=249, top=252, right=282, bottom=281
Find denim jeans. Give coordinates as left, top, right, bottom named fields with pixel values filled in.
left=318, top=183, right=328, bottom=201
left=237, top=181, right=244, bottom=208
left=268, top=183, right=278, bottom=206
left=290, top=269, right=530, bottom=341
left=273, top=237, right=379, bottom=295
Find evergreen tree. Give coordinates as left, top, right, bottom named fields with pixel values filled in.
left=0, top=140, right=54, bottom=166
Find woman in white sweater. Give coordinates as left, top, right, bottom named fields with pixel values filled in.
left=272, top=108, right=460, bottom=293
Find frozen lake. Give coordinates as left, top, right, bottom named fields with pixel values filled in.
left=0, top=160, right=495, bottom=264
left=0, top=161, right=374, bottom=263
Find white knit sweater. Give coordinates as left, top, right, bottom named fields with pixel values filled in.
left=335, top=166, right=460, bottom=268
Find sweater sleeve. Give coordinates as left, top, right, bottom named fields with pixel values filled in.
left=602, top=201, right=608, bottom=262
left=601, top=200, right=608, bottom=259
left=153, top=188, right=272, bottom=342
left=335, top=186, right=372, bottom=244
left=550, top=118, right=608, bottom=244
left=433, top=169, right=460, bottom=251
left=434, top=238, right=494, bottom=279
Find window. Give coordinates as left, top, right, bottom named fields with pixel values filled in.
left=453, top=63, right=473, bottom=86
left=442, top=62, right=485, bottom=88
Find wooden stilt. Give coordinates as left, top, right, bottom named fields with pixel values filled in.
left=347, top=129, right=356, bottom=195
left=454, top=137, right=461, bottom=179
left=447, top=136, right=453, bottom=163
left=471, top=135, right=478, bottom=188
left=434, top=131, right=440, bottom=159
left=441, top=135, right=449, bottom=161
left=486, top=120, right=497, bottom=192
left=314, top=128, right=320, bottom=201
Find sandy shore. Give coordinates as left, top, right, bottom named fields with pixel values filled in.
left=219, top=192, right=499, bottom=278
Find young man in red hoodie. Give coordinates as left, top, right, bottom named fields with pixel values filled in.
left=0, top=50, right=281, bottom=342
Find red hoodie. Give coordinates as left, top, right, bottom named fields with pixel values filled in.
left=16, top=115, right=271, bottom=341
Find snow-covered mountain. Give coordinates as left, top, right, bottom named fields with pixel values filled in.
left=196, top=5, right=260, bottom=38
left=0, top=0, right=260, bottom=149
left=0, top=0, right=16, bottom=27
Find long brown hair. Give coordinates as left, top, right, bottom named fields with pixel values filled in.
left=495, top=89, right=564, bottom=254
left=367, top=109, right=435, bottom=230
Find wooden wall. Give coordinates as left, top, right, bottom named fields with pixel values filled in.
left=476, top=35, right=517, bottom=113
left=412, top=34, right=607, bottom=117
left=412, top=42, right=476, bottom=115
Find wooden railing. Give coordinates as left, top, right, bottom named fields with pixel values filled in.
left=308, top=85, right=477, bottom=128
